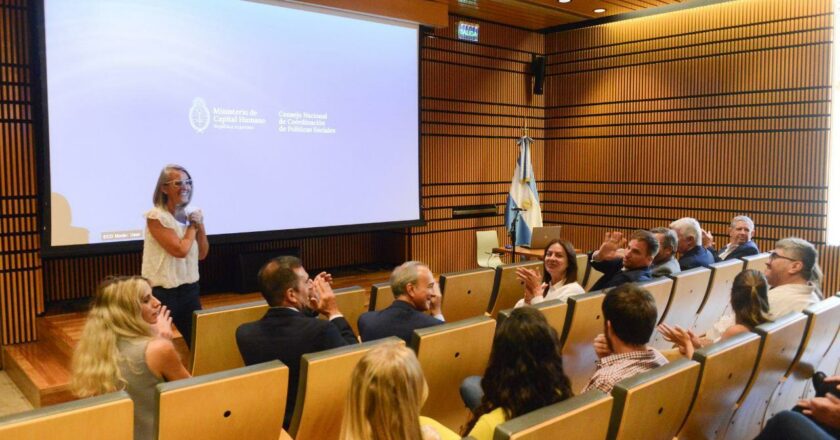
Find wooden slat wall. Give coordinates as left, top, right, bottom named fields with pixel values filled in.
left=543, top=0, right=840, bottom=296
left=414, top=16, right=544, bottom=273
left=0, top=0, right=41, bottom=345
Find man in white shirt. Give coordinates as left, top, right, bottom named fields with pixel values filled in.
left=764, top=237, right=823, bottom=319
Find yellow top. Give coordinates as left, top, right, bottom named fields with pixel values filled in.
left=466, top=407, right=507, bottom=440
left=420, top=416, right=461, bottom=440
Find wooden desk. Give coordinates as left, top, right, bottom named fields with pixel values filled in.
left=493, top=246, right=544, bottom=260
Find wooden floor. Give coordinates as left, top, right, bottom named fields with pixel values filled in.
left=2, top=270, right=391, bottom=408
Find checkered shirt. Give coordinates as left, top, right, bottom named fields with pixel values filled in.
left=583, top=348, right=669, bottom=394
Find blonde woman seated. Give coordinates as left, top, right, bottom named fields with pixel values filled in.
left=340, top=343, right=458, bottom=440
left=658, top=269, right=771, bottom=359
left=71, top=276, right=190, bottom=440
left=515, top=239, right=584, bottom=308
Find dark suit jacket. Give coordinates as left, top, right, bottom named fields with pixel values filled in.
left=711, top=240, right=760, bottom=262
left=589, top=255, right=653, bottom=292
left=357, top=300, right=443, bottom=343
left=678, top=245, right=716, bottom=270
left=235, top=307, right=357, bottom=428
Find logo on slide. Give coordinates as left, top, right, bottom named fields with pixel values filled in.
left=189, top=98, right=211, bottom=133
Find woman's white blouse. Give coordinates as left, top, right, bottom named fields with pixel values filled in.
left=141, top=206, right=199, bottom=288
left=515, top=281, right=585, bottom=308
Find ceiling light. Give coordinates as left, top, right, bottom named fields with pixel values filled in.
left=594, top=8, right=606, bottom=13
left=558, top=0, right=571, bottom=3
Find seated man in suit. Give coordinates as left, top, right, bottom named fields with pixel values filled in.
left=650, top=227, right=681, bottom=278
left=358, top=260, right=444, bottom=343
left=704, top=215, right=760, bottom=262
left=589, top=229, right=658, bottom=292
left=670, top=217, right=715, bottom=270
left=236, top=256, right=357, bottom=429
left=584, top=283, right=668, bottom=393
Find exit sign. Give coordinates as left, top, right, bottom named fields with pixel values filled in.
left=458, top=22, right=479, bottom=42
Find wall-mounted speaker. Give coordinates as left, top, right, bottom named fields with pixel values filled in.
left=531, top=55, right=546, bottom=95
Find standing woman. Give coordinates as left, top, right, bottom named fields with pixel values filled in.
left=142, top=164, right=209, bottom=348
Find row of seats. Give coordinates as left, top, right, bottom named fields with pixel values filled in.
left=3, top=291, right=837, bottom=439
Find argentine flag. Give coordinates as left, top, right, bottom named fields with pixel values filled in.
left=505, top=135, right=543, bottom=246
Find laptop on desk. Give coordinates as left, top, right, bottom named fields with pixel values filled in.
left=525, top=226, right=562, bottom=249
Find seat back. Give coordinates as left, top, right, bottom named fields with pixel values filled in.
left=493, top=390, right=613, bottom=440
left=369, top=282, right=394, bottom=312
left=0, top=392, right=133, bottom=439
left=324, top=286, right=366, bottom=336
left=817, top=293, right=840, bottom=377
left=608, top=359, right=701, bottom=440
left=692, top=259, right=743, bottom=335
left=497, top=299, right=568, bottom=342
left=741, top=252, right=770, bottom=272
left=439, top=268, right=496, bottom=322
left=636, top=277, right=674, bottom=325
left=411, top=316, right=497, bottom=432
left=721, top=312, right=809, bottom=440
left=290, top=338, right=403, bottom=440
left=576, top=254, right=588, bottom=287
left=191, top=300, right=269, bottom=375
left=583, top=263, right=604, bottom=292
left=765, top=296, right=840, bottom=420
left=677, top=332, right=762, bottom=440
left=651, top=268, right=711, bottom=349
left=560, top=291, right=606, bottom=393
left=487, top=261, right=543, bottom=318
left=158, top=360, right=289, bottom=440
left=476, top=230, right=503, bottom=268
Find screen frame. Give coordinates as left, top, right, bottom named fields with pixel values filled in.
left=32, top=0, right=424, bottom=258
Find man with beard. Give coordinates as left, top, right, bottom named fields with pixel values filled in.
left=589, top=230, right=659, bottom=292
left=236, top=256, right=357, bottom=429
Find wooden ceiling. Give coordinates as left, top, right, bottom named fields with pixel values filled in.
left=444, top=0, right=685, bottom=30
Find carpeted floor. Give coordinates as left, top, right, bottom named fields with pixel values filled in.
left=0, top=371, right=33, bottom=417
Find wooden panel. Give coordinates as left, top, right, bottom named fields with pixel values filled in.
left=1, top=1, right=41, bottom=345
left=543, top=0, right=840, bottom=296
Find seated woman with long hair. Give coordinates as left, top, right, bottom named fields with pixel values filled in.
left=71, top=276, right=190, bottom=440
left=463, top=307, right=573, bottom=440
left=340, top=342, right=458, bottom=440
left=658, top=268, right=771, bottom=359
left=515, top=239, right=584, bottom=307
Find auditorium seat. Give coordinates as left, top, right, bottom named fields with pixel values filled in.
left=411, top=315, right=496, bottom=432
left=607, top=358, right=701, bottom=440
left=289, top=337, right=403, bottom=440
left=492, top=389, right=613, bottom=440
left=325, top=286, right=367, bottom=336
left=741, top=252, right=770, bottom=272
left=439, top=268, right=496, bottom=322
left=157, top=360, right=289, bottom=440
left=498, top=298, right=569, bottom=339
left=583, top=263, right=604, bottom=292
left=651, top=268, right=711, bottom=349
left=368, top=281, right=394, bottom=312
left=765, top=296, right=840, bottom=421
left=487, top=261, right=543, bottom=318
left=576, top=253, right=588, bottom=287
left=0, top=391, right=133, bottom=439
left=721, top=312, right=808, bottom=440
left=816, top=292, right=840, bottom=379
left=676, top=332, right=761, bottom=439
left=191, top=300, right=269, bottom=376
left=636, top=277, right=674, bottom=325
left=476, top=230, right=503, bottom=268
left=691, top=259, right=743, bottom=336
left=559, top=291, right=606, bottom=393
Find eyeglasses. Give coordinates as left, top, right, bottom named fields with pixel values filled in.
left=166, top=179, right=192, bottom=188
left=769, top=251, right=797, bottom=263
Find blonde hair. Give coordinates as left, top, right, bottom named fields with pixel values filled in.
left=71, top=276, right=153, bottom=397
left=152, top=164, right=192, bottom=208
left=340, top=343, right=428, bottom=440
